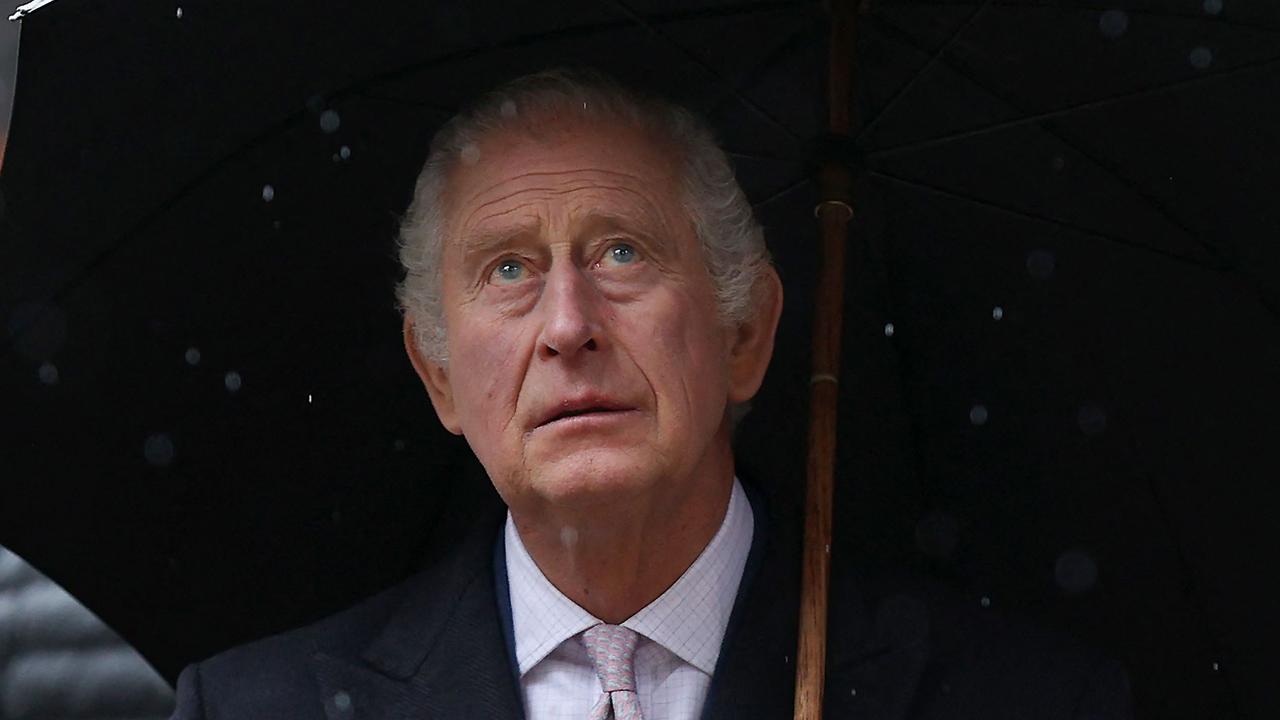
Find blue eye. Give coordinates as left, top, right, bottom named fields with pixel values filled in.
left=605, top=243, right=638, bottom=265
left=491, top=259, right=525, bottom=284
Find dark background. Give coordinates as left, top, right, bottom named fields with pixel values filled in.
left=2, top=1, right=1277, bottom=718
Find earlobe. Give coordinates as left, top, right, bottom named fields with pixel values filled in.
left=403, top=316, right=463, bottom=435
left=727, top=267, right=784, bottom=403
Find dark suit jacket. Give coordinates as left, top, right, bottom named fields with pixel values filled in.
left=170, top=483, right=1132, bottom=719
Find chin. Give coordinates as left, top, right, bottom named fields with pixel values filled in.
left=524, top=453, right=660, bottom=509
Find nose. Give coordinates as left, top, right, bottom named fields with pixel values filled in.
left=536, top=263, right=603, bottom=360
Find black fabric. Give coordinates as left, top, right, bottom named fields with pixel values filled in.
left=169, top=480, right=1132, bottom=719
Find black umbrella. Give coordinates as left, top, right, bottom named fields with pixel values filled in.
left=3, top=1, right=1278, bottom=718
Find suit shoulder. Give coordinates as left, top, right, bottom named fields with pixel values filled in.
left=178, top=576, right=415, bottom=718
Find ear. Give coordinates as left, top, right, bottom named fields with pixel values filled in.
left=727, top=267, right=784, bottom=404
left=403, top=315, right=463, bottom=435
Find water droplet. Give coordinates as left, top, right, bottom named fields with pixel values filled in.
left=333, top=690, right=352, bottom=711
left=261, top=184, right=275, bottom=202
left=144, top=433, right=176, bottom=467
left=1055, top=549, right=1099, bottom=594
left=1203, top=0, right=1223, bottom=15
left=272, top=220, right=282, bottom=231
left=339, top=145, right=351, bottom=160
left=883, top=322, right=895, bottom=337
left=1099, top=9, right=1129, bottom=39
left=1050, top=155, right=1066, bottom=173
left=319, top=110, right=341, bottom=134
left=500, top=100, right=518, bottom=118
left=393, top=438, right=405, bottom=451
left=850, top=688, right=857, bottom=697
left=175, top=7, right=183, bottom=19
left=980, top=595, right=991, bottom=608
left=1077, top=405, right=1108, bottom=435
left=1189, top=46, right=1213, bottom=69
left=307, top=393, right=312, bottom=404
left=992, top=306, right=1004, bottom=321
left=38, top=362, right=59, bottom=385
left=1212, top=661, right=1220, bottom=671
left=1026, top=249, right=1056, bottom=279
left=460, top=144, right=481, bottom=166
left=185, top=347, right=201, bottom=366
left=224, top=371, right=243, bottom=393
left=969, top=404, right=989, bottom=426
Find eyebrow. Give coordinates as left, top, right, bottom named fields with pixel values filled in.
left=457, top=210, right=665, bottom=261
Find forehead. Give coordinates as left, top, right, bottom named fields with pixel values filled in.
left=442, top=117, right=687, bottom=242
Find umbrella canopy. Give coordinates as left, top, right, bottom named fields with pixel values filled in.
left=2, top=1, right=1278, bottom=717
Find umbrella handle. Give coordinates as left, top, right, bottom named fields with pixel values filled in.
left=793, top=3, right=856, bottom=719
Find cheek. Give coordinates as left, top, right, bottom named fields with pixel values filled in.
left=448, top=325, right=530, bottom=439
left=617, top=293, right=730, bottom=417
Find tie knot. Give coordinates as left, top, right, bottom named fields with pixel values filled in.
left=581, top=624, right=639, bottom=693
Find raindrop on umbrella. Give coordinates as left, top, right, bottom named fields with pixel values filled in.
left=969, top=404, right=989, bottom=426
left=143, top=433, right=176, bottom=467
left=1203, top=0, right=1223, bottom=16
left=1189, top=46, right=1213, bottom=69
left=1055, top=549, right=1099, bottom=594
left=992, top=306, right=1004, bottom=321
left=393, top=438, right=405, bottom=452
left=184, top=347, right=201, bottom=366
left=1077, top=405, right=1108, bottom=435
left=175, top=7, right=183, bottom=19
left=883, top=322, right=895, bottom=337
left=261, top=184, right=275, bottom=202
left=37, top=362, right=59, bottom=386
left=224, top=371, right=243, bottom=393
left=1098, top=10, right=1128, bottom=39
left=980, top=595, right=992, bottom=608
left=339, top=145, right=351, bottom=160
left=1026, top=249, right=1056, bottom=279
left=319, top=110, right=341, bottom=134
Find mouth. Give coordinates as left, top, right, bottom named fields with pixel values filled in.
left=535, top=398, right=634, bottom=428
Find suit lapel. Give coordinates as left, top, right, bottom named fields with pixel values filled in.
left=310, top=500, right=524, bottom=719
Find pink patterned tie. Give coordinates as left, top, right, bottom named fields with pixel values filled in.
left=581, top=624, right=644, bottom=720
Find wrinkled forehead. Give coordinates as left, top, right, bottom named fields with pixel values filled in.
left=439, top=114, right=688, bottom=246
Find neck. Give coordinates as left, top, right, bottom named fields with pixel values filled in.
left=511, top=436, right=735, bottom=624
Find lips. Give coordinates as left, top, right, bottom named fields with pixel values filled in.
left=535, top=396, right=633, bottom=428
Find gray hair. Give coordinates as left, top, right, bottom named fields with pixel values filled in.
left=395, top=67, right=771, bottom=365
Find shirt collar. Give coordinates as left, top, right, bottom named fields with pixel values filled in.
left=505, top=477, right=754, bottom=677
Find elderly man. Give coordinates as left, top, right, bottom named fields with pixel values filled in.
left=170, top=69, right=1131, bottom=720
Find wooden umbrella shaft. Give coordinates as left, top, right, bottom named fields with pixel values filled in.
left=793, top=2, right=856, bottom=719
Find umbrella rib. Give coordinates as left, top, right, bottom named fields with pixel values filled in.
left=868, top=170, right=1224, bottom=271
left=893, top=0, right=1280, bottom=36
left=346, top=91, right=456, bottom=117
left=853, top=0, right=995, bottom=145
left=865, top=13, right=1227, bottom=266
left=4, top=1, right=818, bottom=360
left=752, top=176, right=813, bottom=211
left=867, top=53, right=1280, bottom=156
left=601, top=0, right=805, bottom=146
left=698, top=21, right=824, bottom=160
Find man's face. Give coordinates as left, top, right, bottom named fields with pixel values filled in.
left=411, top=116, right=765, bottom=515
